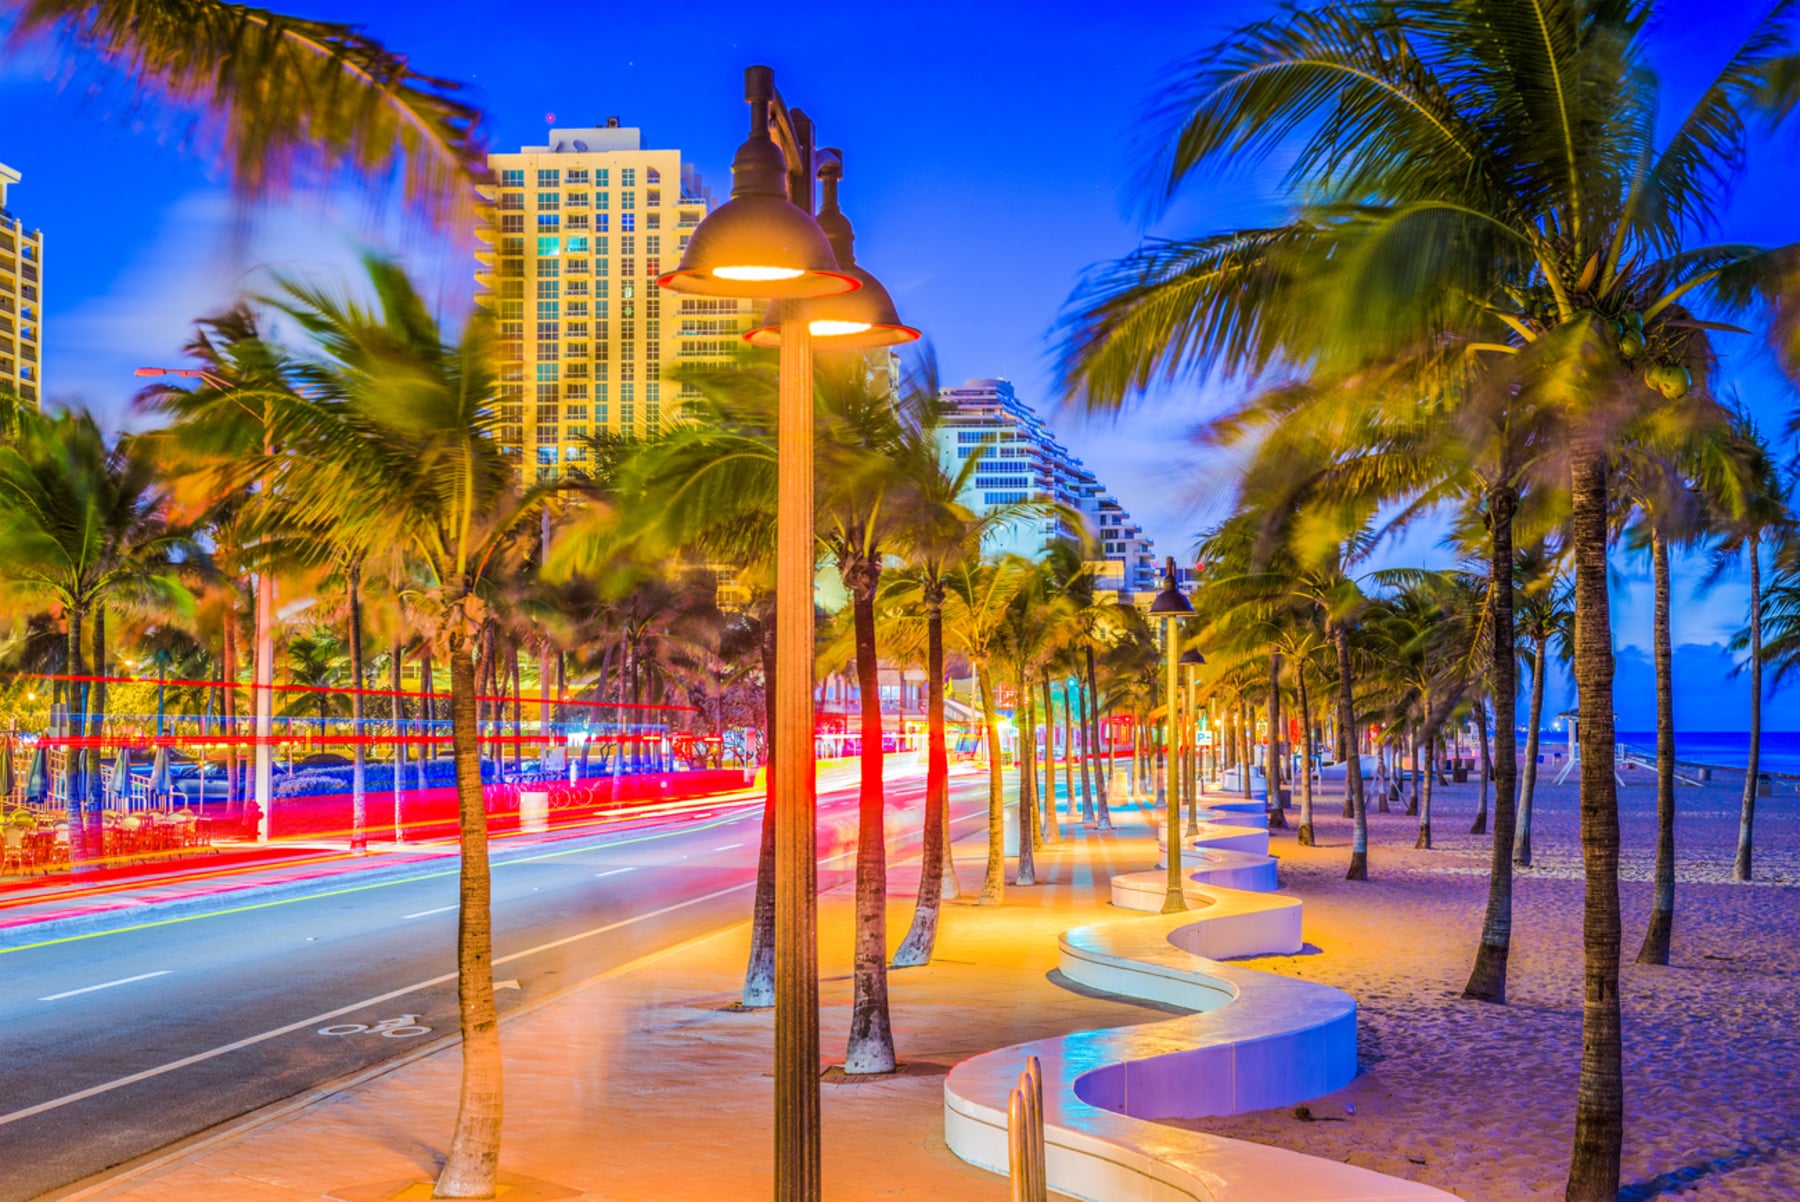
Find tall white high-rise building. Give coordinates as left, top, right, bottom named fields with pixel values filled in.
left=934, top=378, right=1158, bottom=595
left=0, top=162, right=43, bottom=408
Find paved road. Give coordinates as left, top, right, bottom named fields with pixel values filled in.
left=0, top=773, right=993, bottom=1202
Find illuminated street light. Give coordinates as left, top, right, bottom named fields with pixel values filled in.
left=658, top=65, right=912, bottom=1202
left=1179, top=648, right=1205, bottom=835
left=1149, top=556, right=1192, bottom=914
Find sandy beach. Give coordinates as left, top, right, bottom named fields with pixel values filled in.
left=1177, top=768, right=1800, bottom=1199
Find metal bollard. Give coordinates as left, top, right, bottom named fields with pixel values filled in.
left=1008, top=1055, right=1047, bottom=1201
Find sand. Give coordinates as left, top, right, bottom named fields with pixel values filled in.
left=1175, top=769, right=1800, bottom=1199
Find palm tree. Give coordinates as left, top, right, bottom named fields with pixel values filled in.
left=1513, top=546, right=1573, bottom=867
left=941, top=555, right=1037, bottom=904
left=1056, top=8, right=1800, bottom=1192
left=248, top=257, right=558, bottom=1199
left=0, top=410, right=192, bottom=863
left=7, top=0, right=483, bottom=222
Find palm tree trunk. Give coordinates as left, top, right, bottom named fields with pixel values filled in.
left=1637, top=528, right=1676, bottom=965
left=1076, top=673, right=1096, bottom=825
left=1734, top=533, right=1763, bottom=881
left=894, top=588, right=949, bottom=968
left=1417, top=726, right=1436, bottom=850
left=434, top=627, right=503, bottom=1200
left=1238, top=697, right=1253, bottom=802
left=510, top=641, right=523, bottom=779
left=1086, top=647, right=1111, bottom=830
left=86, top=606, right=107, bottom=858
left=1466, top=479, right=1520, bottom=1002
left=1040, top=674, right=1061, bottom=842
left=1015, top=663, right=1038, bottom=885
left=64, top=603, right=87, bottom=865
left=1333, top=620, right=1367, bottom=879
left=1267, top=656, right=1288, bottom=827
left=743, top=609, right=778, bottom=1005
left=1470, top=697, right=1491, bottom=834
left=1516, top=637, right=1546, bottom=867
left=223, top=609, right=241, bottom=823
left=347, top=559, right=368, bottom=853
left=1408, top=725, right=1421, bottom=817
left=1296, top=667, right=1316, bottom=845
left=977, top=660, right=1006, bottom=905
left=391, top=642, right=407, bottom=844
left=844, top=566, right=895, bottom=1074
left=1061, top=681, right=1078, bottom=833
left=1565, top=445, right=1623, bottom=1202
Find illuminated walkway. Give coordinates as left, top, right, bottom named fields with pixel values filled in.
left=944, top=791, right=1457, bottom=1201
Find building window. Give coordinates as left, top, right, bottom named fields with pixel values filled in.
left=621, top=191, right=636, bottom=211
left=646, top=188, right=661, bottom=206
left=565, top=443, right=587, bottom=460
left=621, top=257, right=635, bottom=276
left=537, top=280, right=559, bottom=298
left=537, top=321, right=559, bottom=340
left=565, top=397, right=588, bottom=414
left=596, top=191, right=610, bottom=210
left=501, top=169, right=525, bottom=187
left=501, top=237, right=524, bottom=256
left=537, top=214, right=560, bottom=233
left=566, top=192, right=588, bottom=208
left=536, top=404, right=560, bottom=423
left=500, top=259, right=524, bottom=276
left=645, top=167, right=660, bottom=184
left=564, top=213, right=590, bottom=232
left=537, top=169, right=560, bottom=187
left=646, top=212, right=660, bottom=229
left=646, top=235, right=661, bottom=255
left=565, top=169, right=589, bottom=185
left=500, top=213, right=524, bottom=233
left=565, top=321, right=589, bottom=338
left=500, top=192, right=524, bottom=210
left=501, top=301, right=524, bottom=319
left=565, top=300, right=588, bottom=318
left=621, top=213, right=635, bottom=232
left=501, top=321, right=524, bottom=340
left=565, top=236, right=589, bottom=254
left=502, top=280, right=524, bottom=298
left=596, top=215, right=609, bottom=233
left=539, top=258, right=560, bottom=277
left=565, top=362, right=589, bottom=379
left=566, top=258, right=589, bottom=274
left=537, top=191, right=560, bottom=210
left=596, top=170, right=609, bottom=186
left=536, top=364, right=560, bottom=382
left=537, top=236, right=560, bottom=257
left=621, top=168, right=636, bottom=187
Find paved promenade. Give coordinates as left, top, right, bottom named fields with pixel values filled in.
left=56, top=803, right=1185, bottom=1201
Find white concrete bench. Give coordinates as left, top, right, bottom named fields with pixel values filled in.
left=942, top=797, right=1457, bottom=1201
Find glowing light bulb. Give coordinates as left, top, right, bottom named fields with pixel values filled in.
left=713, top=265, right=806, bottom=282
left=810, top=319, right=873, bottom=337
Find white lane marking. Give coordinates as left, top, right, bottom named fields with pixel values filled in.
left=38, top=971, right=172, bottom=1002
left=402, top=905, right=458, bottom=920
left=0, top=881, right=754, bottom=1130
left=0, top=799, right=993, bottom=1129
left=713, top=843, right=745, bottom=852
left=594, top=867, right=636, bottom=879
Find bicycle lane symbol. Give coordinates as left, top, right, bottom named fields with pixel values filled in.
left=317, top=1014, right=433, bottom=1039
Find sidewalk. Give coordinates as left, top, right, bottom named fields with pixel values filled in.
left=56, top=802, right=1174, bottom=1202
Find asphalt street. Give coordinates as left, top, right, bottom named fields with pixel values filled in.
left=0, top=772, right=994, bottom=1202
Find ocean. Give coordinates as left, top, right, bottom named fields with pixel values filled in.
left=1528, top=729, right=1800, bottom=775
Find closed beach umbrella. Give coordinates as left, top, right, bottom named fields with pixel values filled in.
left=25, top=745, right=47, bottom=804
left=1, top=741, right=14, bottom=801
left=107, top=747, right=133, bottom=806
left=148, top=746, right=171, bottom=793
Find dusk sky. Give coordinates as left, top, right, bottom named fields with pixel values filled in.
left=4, top=0, right=1797, bottom=725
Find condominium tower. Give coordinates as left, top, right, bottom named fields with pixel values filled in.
left=0, top=162, right=42, bottom=408
left=475, top=121, right=746, bottom=479
left=935, top=378, right=1159, bottom=596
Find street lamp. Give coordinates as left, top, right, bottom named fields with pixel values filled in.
left=1178, top=648, right=1205, bottom=836
left=136, top=366, right=276, bottom=844
left=658, top=65, right=912, bottom=1202
left=1148, top=556, right=1192, bottom=914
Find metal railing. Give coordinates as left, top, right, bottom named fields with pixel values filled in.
left=1008, top=1055, right=1047, bottom=1202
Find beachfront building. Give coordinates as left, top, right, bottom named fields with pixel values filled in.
left=476, top=120, right=748, bottom=479
left=935, top=378, right=1158, bottom=595
left=0, top=162, right=42, bottom=408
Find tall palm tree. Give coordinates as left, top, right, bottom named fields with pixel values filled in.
left=1056, top=8, right=1800, bottom=1192
left=1513, top=546, right=1573, bottom=867
left=248, top=257, right=558, bottom=1199
left=0, top=410, right=192, bottom=863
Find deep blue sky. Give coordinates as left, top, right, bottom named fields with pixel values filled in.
left=3, top=0, right=1797, bottom=726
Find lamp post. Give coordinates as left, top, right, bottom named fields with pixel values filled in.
left=1149, top=556, right=1192, bottom=914
left=659, top=65, right=915, bottom=1202
left=136, top=366, right=275, bottom=842
left=1179, top=648, right=1204, bottom=835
